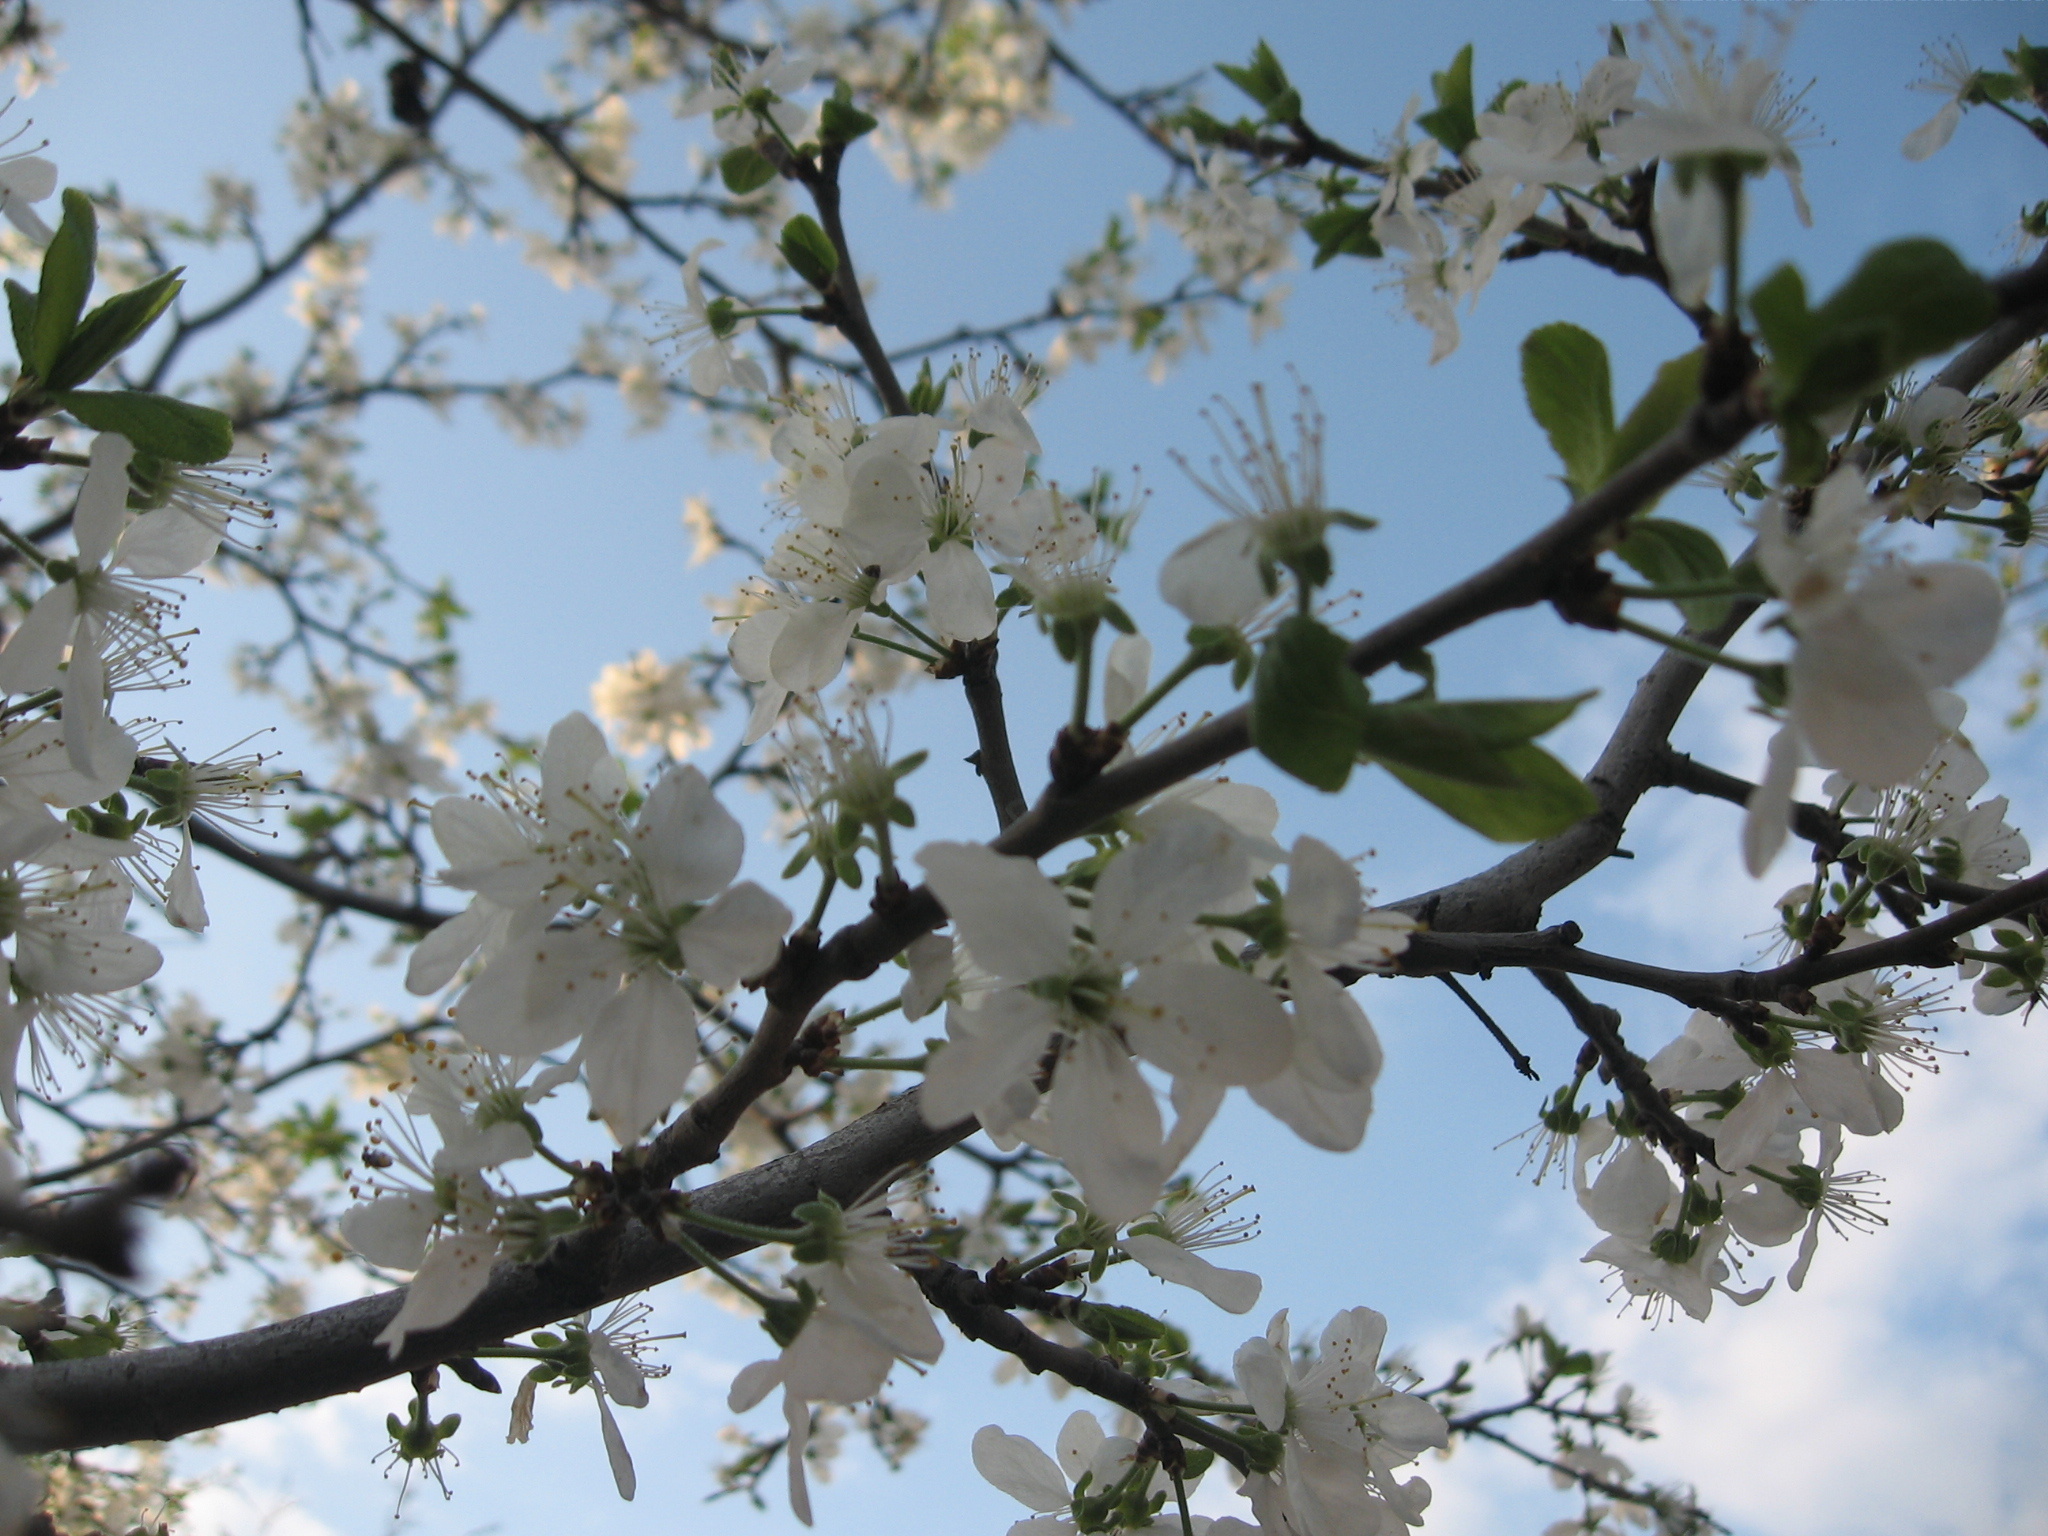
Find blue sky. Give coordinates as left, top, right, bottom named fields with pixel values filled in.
left=19, top=3, right=2048, bottom=1534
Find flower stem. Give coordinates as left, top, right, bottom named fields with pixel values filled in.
left=853, top=628, right=944, bottom=665
left=868, top=602, right=946, bottom=657
left=674, top=1205, right=810, bottom=1247
left=663, top=1221, right=800, bottom=1310
left=840, top=996, right=903, bottom=1030
left=1611, top=579, right=1757, bottom=601
left=828, top=1054, right=928, bottom=1072
left=803, top=871, right=838, bottom=933
left=872, top=816, right=898, bottom=885
left=0, top=687, right=60, bottom=723
left=0, top=518, right=49, bottom=570
left=1117, top=648, right=1212, bottom=731
left=1071, top=630, right=1095, bottom=730
left=1611, top=612, right=1779, bottom=683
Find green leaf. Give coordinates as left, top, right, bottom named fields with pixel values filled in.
left=51, top=390, right=234, bottom=464
left=1521, top=322, right=1613, bottom=498
left=1764, top=241, right=1996, bottom=421
left=1302, top=203, right=1381, bottom=267
left=1358, top=693, right=1593, bottom=786
left=1777, top=415, right=1830, bottom=486
left=1380, top=742, right=1598, bottom=842
left=46, top=269, right=184, bottom=391
left=1746, top=263, right=1814, bottom=377
left=1217, top=40, right=1294, bottom=115
left=5, top=279, right=35, bottom=365
left=778, top=213, right=840, bottom=292
left=1809, top=239, right=1994, bottom=373
left=1359, top=705, right=1524, bottom=787
left=1613, top=518, right=1734, bottom=629
left=1605, top=349, right=1703, bottom=487
left=719, top=145, right=778, bottom=195
left=1250, top=613, right=1368, bottom=792
left=819, top=86, right=878, bottom=146
left=28, top=188, right=96, bottom=381
left=1417, top=44, right=1477, bottom=156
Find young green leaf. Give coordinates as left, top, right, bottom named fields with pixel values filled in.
left=779, top=214, right=841, bottom=292
left=1358, top=692, right=1594, bottom=787
left=52, top=390, right=235, bottom=464
left=1522, top=322, right=1613, bottom=498
left=1302, top=204, right=1382, bottom=267
left=1417, top=44, right=1477, bottom=155
left=28, top=188, right=97, bottom=381
left=1380, top=743, right=1598, bottom=842
left=1217, top=40, right=1297, bottom=119
left=5, top=278, right=35, bottom=366
left=1250, top=613, right=1369, bottom=792
left=819, top=86, right=878, bottom=146
left=46, top=269, right=185, bottom=391
left=1613, top=518, right=1735, bottom=628
left=1605, top=349, right=1703, bottom=489
left=719, top=145, right=779, bottom=195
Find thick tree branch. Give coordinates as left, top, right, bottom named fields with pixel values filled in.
left=4, top=1091, right=969, bottom=1452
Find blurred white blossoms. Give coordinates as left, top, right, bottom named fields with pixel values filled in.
left=591, top=649, right=714, bottom=759
left=1901, top=40, right=1979, bottom=162
left=654, top=240, right=768, bottom=395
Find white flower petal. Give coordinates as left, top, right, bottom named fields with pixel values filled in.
left=1121, top=1233, right=1262, bottom=1314
left=1118, top=962, right=1292, bottom=1086
left=680, top=881, right=790, bottom=989
left=583, top=970, right=701, bottom=1143
left=634, top=764, right=745, bottom=905
left=917, top=842, right=1073, bottom=982
left=339, top=1193, right=437, bottom=1269
left=972, top=1425, right=1071, bottom=1513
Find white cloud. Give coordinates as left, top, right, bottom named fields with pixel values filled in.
left=181, top=1482, right=348, bottom=1536
left=1420, top=1012, right=2048, bottom=1536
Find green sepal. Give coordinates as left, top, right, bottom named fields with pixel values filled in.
left=778, top=214, right=840, bottom=292
left=28, top=189, right=97, bottom=381
left=1250, top=613, right=1368, bottom=792
left=1379, top=742, right=1598, bottom=842
left=719, top=145, right=778, bottom=195
left=50, top=390, right=235, bottom=464
left=47, top=268, right=185, bottom=391
left=1417, top=43, right=1477, bottom=155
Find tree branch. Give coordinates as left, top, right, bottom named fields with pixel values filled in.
left=189, top=816, right=453, bottom=931
left=953, top=635, right=1029, bottom=829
